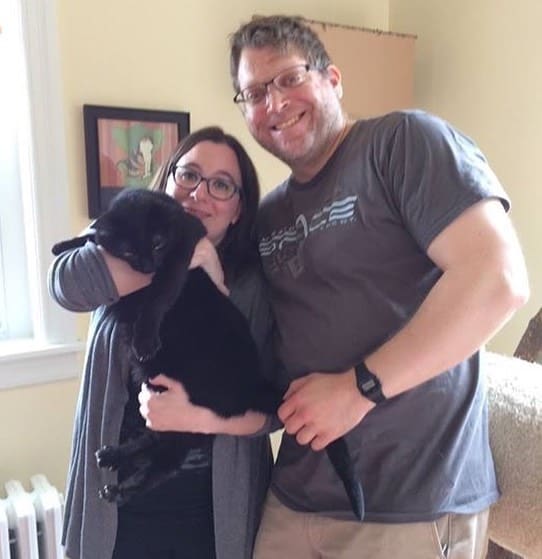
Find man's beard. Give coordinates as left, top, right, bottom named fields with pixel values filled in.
left=254, top=113, right=341, bottom=176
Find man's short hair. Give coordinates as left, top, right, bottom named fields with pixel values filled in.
left=229, top=15, right=332, bottom=92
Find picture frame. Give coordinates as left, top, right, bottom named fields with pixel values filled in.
left=83, top=105, right=190, bottom=218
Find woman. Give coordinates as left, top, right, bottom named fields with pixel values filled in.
left=49, top=127, right=278, bottom=559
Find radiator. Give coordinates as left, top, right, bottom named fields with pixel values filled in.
left=0, top=475, right=64, bottom=559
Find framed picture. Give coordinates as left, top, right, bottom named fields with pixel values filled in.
left=83, top=105, right=190, bottom=218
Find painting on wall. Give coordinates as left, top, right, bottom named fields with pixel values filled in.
left=83, top=105, right=190, bottom=218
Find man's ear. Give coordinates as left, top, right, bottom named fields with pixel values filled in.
left=326, top=64, right=343, bottom=99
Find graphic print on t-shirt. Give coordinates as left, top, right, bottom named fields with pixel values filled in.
left=259, top=195, right=357, bottom=277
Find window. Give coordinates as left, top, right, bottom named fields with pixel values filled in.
left=0, top=0, right=84, bottom=388
left=0, top=18, right=31, bottom=342
left=0, top=235, right=7, bottom=338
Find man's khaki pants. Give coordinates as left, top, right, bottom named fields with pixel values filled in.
left=254, top=492, right=489, bottom=559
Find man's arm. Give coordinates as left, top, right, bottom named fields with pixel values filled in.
left=279, top=198, right=530, bottom=450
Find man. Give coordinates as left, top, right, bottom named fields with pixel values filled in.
left=229, top=15, right=529, bottom=559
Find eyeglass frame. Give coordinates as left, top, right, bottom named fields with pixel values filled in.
left=169, top=164, right=242, bottom=201
left=233, top=63, right=316, bottom=106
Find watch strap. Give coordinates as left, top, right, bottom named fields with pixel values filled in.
left=354, top=362, right=386, bottom=404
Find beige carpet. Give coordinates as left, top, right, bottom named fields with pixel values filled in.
left=486, top=352, right=542, bottom=558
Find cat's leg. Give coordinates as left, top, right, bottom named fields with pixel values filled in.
left=51, top=232, right=94, bottom=255
left=131, top=244, right=194, bottom=361
left=99, top=434, right=202, bottom=505
left=130, top=281, right=165, bottom=361
left=103, top=460, right=184, bottom=506
left=98, top=453, right=153, bottom=503
left=97, top=433, right=159, bottom=503
left=95, top=430, right=157, bottom=471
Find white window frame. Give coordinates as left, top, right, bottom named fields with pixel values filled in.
left=0, top=0, right=84, bottom=388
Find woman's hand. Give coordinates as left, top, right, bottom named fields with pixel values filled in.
left=138, top=374, right=210, bottom=432
left=139, top=374, right=267, bottom=435
left=189, top=238, right=229, bottom=296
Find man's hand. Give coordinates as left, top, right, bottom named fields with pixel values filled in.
left=278, top=369, right=374, bottom=451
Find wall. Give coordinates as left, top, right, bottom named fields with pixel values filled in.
left=0, top=380, right=80, bottom=490
left=0, top=0, right=387, bottom=495
left=389, top=0, right=542, bottom=355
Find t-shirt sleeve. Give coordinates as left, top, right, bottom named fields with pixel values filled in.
left=383, top=111, right=510, bottom=250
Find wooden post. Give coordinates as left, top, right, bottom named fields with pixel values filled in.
left=514, top=308, right=542, bottom=363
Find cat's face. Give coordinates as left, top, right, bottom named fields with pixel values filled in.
left=94, top=189, right=204, bottom=274
left=96, top=221, right=172, bottom=274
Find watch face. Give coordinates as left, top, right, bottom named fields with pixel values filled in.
left=355, top=364, right=386, bottom=404
left=360, top=378, right=378, bottom=393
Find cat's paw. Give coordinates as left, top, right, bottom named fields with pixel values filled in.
left=98, top=484, right=121, bottom=503
left=99, top=484, right=131, bottom=506
left=132, top=333, right=161, bottom=362
left=95, top=446, right=120, bottom=470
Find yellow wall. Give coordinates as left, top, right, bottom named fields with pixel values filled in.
left=0, top=379, right=80, bottom=490
left=390, top=0, right=542, bottom=355
left=0, top=0, right=386, bottom=495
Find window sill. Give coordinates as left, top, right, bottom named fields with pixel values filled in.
left=0, top=339, right=85, bottom=389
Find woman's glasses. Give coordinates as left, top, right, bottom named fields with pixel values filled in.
left=171, top=166, right=241, bottom=201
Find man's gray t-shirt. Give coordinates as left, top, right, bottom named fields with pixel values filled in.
left=257, top=110, right=506, bottom=522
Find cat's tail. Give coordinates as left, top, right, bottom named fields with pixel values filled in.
left=249, top=383, right=284, bottom=416
left=325, top=437, right=364, bottom=521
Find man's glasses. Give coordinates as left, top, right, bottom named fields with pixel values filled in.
left=233, top=63, right=314, bottom=106
left=171, top=166, right=241, bottom=201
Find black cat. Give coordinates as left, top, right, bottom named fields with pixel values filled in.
left=52, top=188, right=364, bottom=520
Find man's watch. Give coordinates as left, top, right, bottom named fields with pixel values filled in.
left=354, top=362, right=386, bottom=404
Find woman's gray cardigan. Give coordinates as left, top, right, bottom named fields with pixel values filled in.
left=48, top=242, right=276, bottom=559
